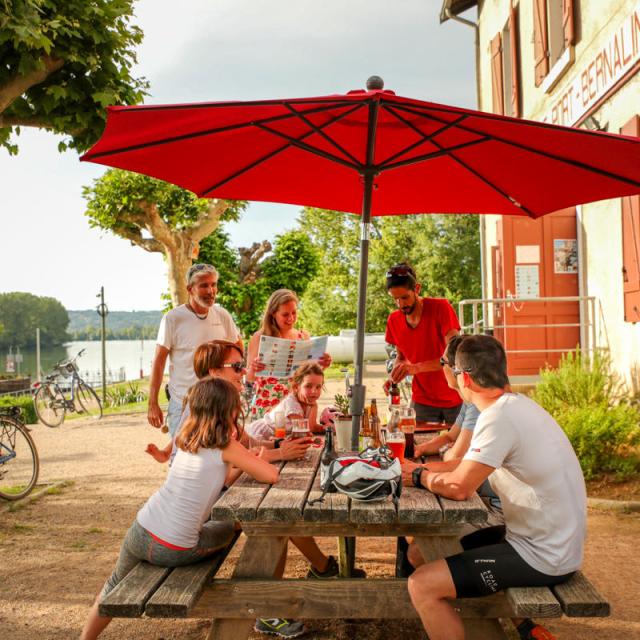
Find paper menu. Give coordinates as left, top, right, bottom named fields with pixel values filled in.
left=256, top=335, right=328, bottom=378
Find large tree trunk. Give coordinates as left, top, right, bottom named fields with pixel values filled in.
left=165, top=236, right=194, bottom=306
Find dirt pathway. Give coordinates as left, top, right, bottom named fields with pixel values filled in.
left=1, top=382, right=638, bottom=639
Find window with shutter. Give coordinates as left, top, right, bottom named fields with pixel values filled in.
left=621, top=115, right=640, bottom=323
left=533, top=0, right=549, bottom=86
left=491, top=33, right=504, bottom=115
left=534, top=0, right=575, bottom=86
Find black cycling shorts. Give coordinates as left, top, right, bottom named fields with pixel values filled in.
left=445, top=525, right=574, bottom=598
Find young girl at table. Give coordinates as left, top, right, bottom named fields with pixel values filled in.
left=80, top=377, right=279, bottom=640
left=246, top=361, right=328, bottom=443
left=246, top=289, right=332, bottom=420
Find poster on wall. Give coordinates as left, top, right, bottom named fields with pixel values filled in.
left=553, top=239, right=578, bottom=274
left=515, top=264, right=540, bottom=298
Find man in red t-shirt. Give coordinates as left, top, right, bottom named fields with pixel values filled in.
left=384, top=263, right=462, bottom=423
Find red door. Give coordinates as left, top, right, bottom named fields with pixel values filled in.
left=493, top=208, right=580, bottom=375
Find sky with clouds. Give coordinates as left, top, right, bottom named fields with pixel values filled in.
left=0, top=0, right=475, bottom=310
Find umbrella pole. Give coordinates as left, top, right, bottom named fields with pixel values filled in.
left=350, top=172, right=374, bottom=447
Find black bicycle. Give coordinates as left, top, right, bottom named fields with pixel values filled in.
left=0, top=406, right=39, bottom=500
left=32, top=349, right=103, bottom=427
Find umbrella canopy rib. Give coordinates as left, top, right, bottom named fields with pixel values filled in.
left=84, top=101, right=362, bottom=161
left=284, top=103, right=363, bottom=167
left=253, top=121, right=362, bottom=171
left=376, top=110, right=469, bottom=169
left=381, top=138, right=490, bottom=172
left=391, top=103, right=640, bottom=190
left=200, top=103, right=364, bottom=196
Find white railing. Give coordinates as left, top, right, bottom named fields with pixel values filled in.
left=458, top=296, right=598, bottom=357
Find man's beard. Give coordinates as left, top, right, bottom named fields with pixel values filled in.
left=193, top=293, right=215, bottom=308
left=401, top=301, right=416, bottom=315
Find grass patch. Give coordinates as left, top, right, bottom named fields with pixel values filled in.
left=70, top=540, right=88, bottom=550
left=87, top=527, right=103, bottom=534
left=13, top=522, right=34, bottom=532
left=7, top=501, right=25, bottom=512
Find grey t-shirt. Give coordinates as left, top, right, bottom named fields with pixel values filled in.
left=463, top=393, right=586, bottom=576
left=455, top=402, right=480, bottom=431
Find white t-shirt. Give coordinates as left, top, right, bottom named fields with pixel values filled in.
left=463, top=393, right=586, bottom=576
left=246, top=393, right=304, bottom=441
left=137, top=447, right=227, bottom=548
left=157, top=304, right=240, bottom=402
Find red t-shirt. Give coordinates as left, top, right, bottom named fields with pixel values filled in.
left=385, top=298, right=461, bottom=408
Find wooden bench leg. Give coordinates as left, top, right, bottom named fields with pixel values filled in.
left=207, top=536, right=288, bottom=640
left=338, top=536, right=355, bottom=577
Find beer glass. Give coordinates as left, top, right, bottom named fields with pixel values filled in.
left=290, top=418, right=310, bottom=439
left=386, top=429, right=406, bottom=463
left=273, top=412, right=286, bottom=439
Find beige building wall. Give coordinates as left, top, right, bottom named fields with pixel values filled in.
left=468, top=0, right=640, bottom=389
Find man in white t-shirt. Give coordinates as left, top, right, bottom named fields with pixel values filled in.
left=147, top=263, right=242, bottom=436
left=404, top=334, right=586, bottom=640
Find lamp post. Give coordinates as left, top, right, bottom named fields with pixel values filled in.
left=96, top=287, right=109, bottom=403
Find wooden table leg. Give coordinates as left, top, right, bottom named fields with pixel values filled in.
left=207, top=535, right=288, bottom=640
left=338, top=536, right=356, bottom=577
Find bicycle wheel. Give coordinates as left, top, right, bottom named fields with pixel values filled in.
left=33, top=383, right=66, bottom=427
left=0, top=416, right=39, bottom=500
left=75, top=381, right=103, bottom=419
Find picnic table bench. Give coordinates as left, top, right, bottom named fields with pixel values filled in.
left=101, top=445, right=609, bottom=639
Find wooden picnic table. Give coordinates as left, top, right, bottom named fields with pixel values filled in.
left=199, top=444, right=521, bottom=640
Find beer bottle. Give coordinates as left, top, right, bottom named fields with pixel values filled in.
left=389, top=382, right=401, bottom=406
left=322, top=425, right=337, bottom=466
left=401, top=406, right=416, bottom=459
left=359, top=407, right=371, bottom=450
left=370, top=399, right=381, bottom=448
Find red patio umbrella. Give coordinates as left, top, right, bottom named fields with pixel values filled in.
left=81, top=76, right=640, bottom=443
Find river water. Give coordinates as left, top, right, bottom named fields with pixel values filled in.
left=8, top=340, right=159, bottom=382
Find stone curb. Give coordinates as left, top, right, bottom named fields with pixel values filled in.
left=587, top=497, right=640, bottom=513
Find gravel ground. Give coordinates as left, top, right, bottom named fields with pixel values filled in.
left=1, top=370, right=638, bottom=639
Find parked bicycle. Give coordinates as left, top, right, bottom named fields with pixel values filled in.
left=0, top=406, right=39, bottom=500
left=32, top=349, right=103, bottom=427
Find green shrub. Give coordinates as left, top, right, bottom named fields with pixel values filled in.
left=106, top=382, right=146, bottom=408
left=0, top=395, right=37, bottom=424
left=532, top=349, right=625, bottom=415
left=556, top=405, right=640, bottom=479
left=532, top=348, right=640, bottom=479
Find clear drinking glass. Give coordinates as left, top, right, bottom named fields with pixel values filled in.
left=290, top=418, right=310, bottom=439
left=273, top=412, right=286, bottom=439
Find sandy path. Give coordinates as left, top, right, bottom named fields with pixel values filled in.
left=1, top=371, right=638, bottom=639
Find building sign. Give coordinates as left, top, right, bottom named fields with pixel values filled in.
left=515, top=244, right=540, bottom=263
left=554, top=239, right=578, bottom=273
left=515, top=264, right=540, bottom=298
left=543, top=3, right=640, bottom=126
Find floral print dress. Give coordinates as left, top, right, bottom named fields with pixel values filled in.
left=248, top=330, right=305, bottom=420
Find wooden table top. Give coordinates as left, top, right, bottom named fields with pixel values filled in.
left=211, top=446, right=487, bottom=531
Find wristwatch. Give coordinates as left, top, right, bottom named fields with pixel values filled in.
left=412, top=466, right=425, bottom=489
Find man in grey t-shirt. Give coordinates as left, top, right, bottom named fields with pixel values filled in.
left=403, top=335, right=586, bottom=640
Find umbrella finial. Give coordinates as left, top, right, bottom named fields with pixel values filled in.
left=366, top=76, right=384, bottom=91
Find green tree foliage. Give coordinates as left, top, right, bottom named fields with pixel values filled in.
left=0, top=292, right=69, bottom=348
left=297, top=208, right=481, bottom=335
left=0, top=0, right=148, bottom=154
left=83, top=170, right=247, bottom=306
left=198, top=229, right=319, bottom=336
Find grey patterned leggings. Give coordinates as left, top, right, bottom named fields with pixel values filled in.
left=99, top=519, right=235, bottom=600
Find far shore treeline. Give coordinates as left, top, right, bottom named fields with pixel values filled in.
left=0, top=293, right=160, bottom=349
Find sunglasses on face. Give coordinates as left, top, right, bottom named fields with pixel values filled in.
left=452, top=366, right=473, bottom=377
left=222, top=362, right=246, bottom=373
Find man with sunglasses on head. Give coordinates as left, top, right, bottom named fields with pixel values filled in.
left=147, top=263, right=242, bottom=438
left=403, top=335, right=586, bottom=640
left=384, top=263, right=462, bottom=424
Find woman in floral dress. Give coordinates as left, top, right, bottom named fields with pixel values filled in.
left=246, top=289, right=331, bottom=420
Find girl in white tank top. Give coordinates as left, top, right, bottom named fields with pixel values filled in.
left=81, top=377, right=279, bottom=640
